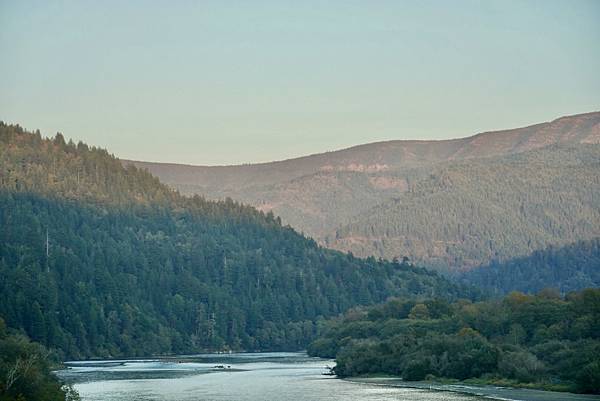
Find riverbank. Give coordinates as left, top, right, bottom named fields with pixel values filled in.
left=346, top=377, right=600, bottom=401
left=55, top=352, right=487, bottom=401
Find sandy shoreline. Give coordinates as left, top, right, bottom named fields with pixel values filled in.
left=345, top=377, right=600, bottom=401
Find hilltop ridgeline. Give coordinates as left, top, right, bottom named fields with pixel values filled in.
left=125, top=112, right=600, bottom=272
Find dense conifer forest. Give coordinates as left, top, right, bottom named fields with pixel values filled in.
left=308, top=289, right=600, bottom=394
left=0, top=122, right=474, bottom=360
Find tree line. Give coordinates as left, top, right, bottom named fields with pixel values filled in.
left=308, top=289, right=600, bottom=394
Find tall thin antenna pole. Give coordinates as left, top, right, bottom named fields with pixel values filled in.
left=46, top=228, right=49, bottom=272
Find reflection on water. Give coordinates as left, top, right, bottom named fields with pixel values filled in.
left=56, top=352, right=484, bottom=401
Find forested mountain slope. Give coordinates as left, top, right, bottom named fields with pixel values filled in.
left=125, top=112, right=600, bottom=270
left=0, top=122, right=472, bottom=359
left=461, top=239, right=600, bottom=295
left=332, top=145, right=600, bottom=269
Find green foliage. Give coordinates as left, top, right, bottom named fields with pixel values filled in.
left=408, top=303, right=430, bottom=320
left=0, top=123, right=177, bottom=206
left=498, top=350, right=545, bottom=382
left=308, top=289, right=600, bottom=394
left=577, top=361, right=600, bottom=394
left=462, top=239, right=600, bottom=295
left=0, top=123, right=474, bottom=359
left=0, top=318, right=72, bottom=401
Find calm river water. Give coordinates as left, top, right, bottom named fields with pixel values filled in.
left=55, top=352, right=599, bottom=401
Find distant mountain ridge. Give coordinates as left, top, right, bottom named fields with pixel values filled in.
left=125, top=112, right=600, bottom=270
left=126, top=111, right=599, bottom=189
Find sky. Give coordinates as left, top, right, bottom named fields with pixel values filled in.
left=1, top=1, right=599, bottom=165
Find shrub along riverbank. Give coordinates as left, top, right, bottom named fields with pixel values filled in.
left=0, top=318, right=78, bottom=401
left=308, top=289, right=600, bottom=394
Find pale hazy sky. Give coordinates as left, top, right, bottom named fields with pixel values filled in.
left=1, top=1, right=599, bottom=165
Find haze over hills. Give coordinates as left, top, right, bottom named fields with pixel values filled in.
left=126, top=112, right=600, bottom=270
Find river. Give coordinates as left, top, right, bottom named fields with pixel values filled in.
left=55, top=352, right=600, bottom=401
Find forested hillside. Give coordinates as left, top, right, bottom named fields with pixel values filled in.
left=332, top=145, right=600, bottom=269
left=127, top=112, right=600, bottom=271
left=308, top=289, right=600, bottom=394
left=461, top=239, right=600, bottom=295
left=0, top=122, right=473, bottom=359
